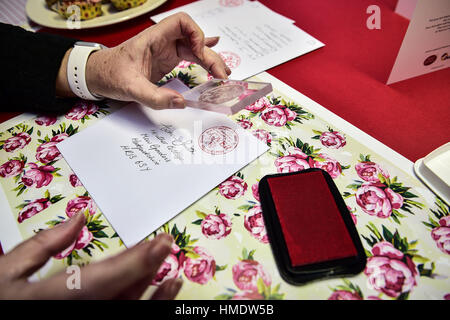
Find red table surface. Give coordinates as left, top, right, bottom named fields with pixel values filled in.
left=0, top=0, right=449, bottom=254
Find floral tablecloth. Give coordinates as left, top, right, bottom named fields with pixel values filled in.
left=0, top=63, right=449, bottom=300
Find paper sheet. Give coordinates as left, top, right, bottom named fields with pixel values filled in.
left=57, top=104, right=269, bottom=247
left=151, top=0, right=324, bottom=80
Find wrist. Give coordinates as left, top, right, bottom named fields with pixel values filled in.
left=67, top=42, right=106, bottom=101
left=85, top=49, right=104, bottom=98
left=56, top=48, right=76, bottom=98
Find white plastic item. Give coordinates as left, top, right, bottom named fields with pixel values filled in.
left=414, top=142, right=450, bottom=205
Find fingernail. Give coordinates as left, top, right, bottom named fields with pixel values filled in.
left=171, top=97, right=185, bottom=109
left=55, top=210, right=85, bottom=229
left=69, top=210, right=86, bottom=223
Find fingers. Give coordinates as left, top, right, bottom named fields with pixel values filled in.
left=24, top=233, right=174, bottom=299
left=130, top=77, right=186, bottom=109
left=151, top=278, right=183, bottom=300
left=177, top=44, right=231, bottom=79
left=157, top=12, right=205, bottom=60
left=0, top=212, right=85, bottom=281
left=199, top=46, right=231, bottom=79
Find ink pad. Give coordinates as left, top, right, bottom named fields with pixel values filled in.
left=258, top=169, right=366, bottom=285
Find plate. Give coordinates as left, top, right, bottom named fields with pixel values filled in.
left=26, top=0, right=167, bottom=30
left=413, top=142, right=450, bottom=206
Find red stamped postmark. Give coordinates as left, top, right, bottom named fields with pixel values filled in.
left=219, top=51, right=241, bottom=69
left=199, top=126, right=239, bottom=155
left=219, top=0, right=244, bottom=7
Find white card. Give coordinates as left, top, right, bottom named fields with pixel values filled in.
left=151, top=0, right=323, bottom=80
left=387, top=0, right=450, bottom=84
left=57, top=104, right=269, bottom=247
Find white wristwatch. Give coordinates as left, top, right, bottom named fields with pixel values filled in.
left=67, top=41, right=107, bottom=101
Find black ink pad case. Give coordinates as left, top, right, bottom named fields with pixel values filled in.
left=182, top=79, right=272, bottom=115
left=258, top=169, right=366, bottom=285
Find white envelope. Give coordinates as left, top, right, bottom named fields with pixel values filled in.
left=57, top=104, right=269, bottom=247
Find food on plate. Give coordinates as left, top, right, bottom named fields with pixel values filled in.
left=110, top=0, right=148, bottom=11
left=54, top=1, right=103, bottom=21
left=46, top=0, right=148, bottom=21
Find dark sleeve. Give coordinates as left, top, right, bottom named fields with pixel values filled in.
left=0, top=23, right=78, bottom=113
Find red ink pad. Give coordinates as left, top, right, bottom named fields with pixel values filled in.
left=259, top=169, right=366, bottom=285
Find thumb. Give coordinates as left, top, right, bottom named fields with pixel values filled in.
left=130, top=77, right=186, bottom=110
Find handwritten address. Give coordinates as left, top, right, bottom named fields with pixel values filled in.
left=119, top=124, right=194, bottom=172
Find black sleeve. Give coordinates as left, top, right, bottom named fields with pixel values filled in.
left=0, top=23, right=78, bottom=113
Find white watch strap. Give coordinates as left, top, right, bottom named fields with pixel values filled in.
left=67, top=43, right=103, bottom=101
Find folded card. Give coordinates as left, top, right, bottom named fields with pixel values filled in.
left=388, top=0, right=450, bottom=84
left=57, top=103, right=269, bottom=247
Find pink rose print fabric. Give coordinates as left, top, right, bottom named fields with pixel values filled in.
left=183, top=246, right=216, bottom=285
left=431, top=216, right=450, bottom=255
left=35, top=115, right=57, bottom=127
left=246, top=97, right=271, bottom=113
left=328, top=290, right=362, bottom=300
left=274, top=147, right=310, bottom=173
left=251, top=182, right=260, bottom=202
left=320, top=131, right=346, bottom=149
left=21, top=163, right=54, bottom=188
left=261, top=105, right=296, bottom=127
left=355, top=183, right=403, bottom=218
left=313, top=153, right=342, bottom=179
left=0, top=160, right=24, bottom=178
left=69, top=174, right=82, bottom=187
left=244, top=205, right=269, bottom=244
left=232, top=259, right=271, bottom=291
left=201, top=213, right=232, bottom=240
left=218, top=175, right=247, bottom=200
left=17, top=198, right=50, bottom=223
left=35, top=133, right=68, bottom=164
left=364, top=241, right=418, bottom=298
left=356, top=161, right=389, bottom=183
left=66, top=196, right=97, bottom=217
left=65, top=101, right=99, bottom=121
left=3, top=132, right=31, bottom=152
left=237, top=118, right=253, bottom=129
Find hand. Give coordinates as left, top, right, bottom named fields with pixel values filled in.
left=0, top=212, right=182, bottom=299
left=70, top=12, right=230, bottom=109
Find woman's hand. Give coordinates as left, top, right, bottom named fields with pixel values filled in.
left=57, top=12, right=230, bottom=109
left=0, top=212, right=182, bottom=299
